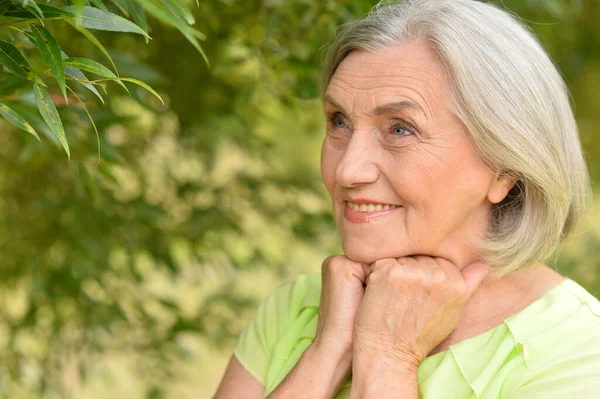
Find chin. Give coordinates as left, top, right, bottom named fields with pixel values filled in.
left=341, top=241, right=399, bottom=264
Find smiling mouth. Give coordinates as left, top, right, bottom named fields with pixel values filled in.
left=346, top=201, right=399, bottom=212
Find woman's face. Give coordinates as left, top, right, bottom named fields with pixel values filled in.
left=321, top=41, right=512, bottom=269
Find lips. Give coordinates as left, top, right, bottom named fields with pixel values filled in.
left=346, top=200, right=399, bottom=213
left=344, top=200, right=400, bottom=223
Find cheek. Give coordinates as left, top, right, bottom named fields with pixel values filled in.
left=320, top=139, right=342, bottom=194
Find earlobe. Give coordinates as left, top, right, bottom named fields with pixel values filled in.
left=487, top=171, right=517, bottom=204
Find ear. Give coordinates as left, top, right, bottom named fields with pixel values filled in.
left=487, top=171, right=517, bottom=204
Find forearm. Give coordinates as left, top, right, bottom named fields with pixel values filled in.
left=350, top=354, right=419, bottom=399
left=266, top=342, right=351, bottom=399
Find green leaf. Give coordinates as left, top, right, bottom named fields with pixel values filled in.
left=0, top=0, right=12, bottom=16
left=61, top=51, right=104, bottom=104
left=0, top=100, right=39, bottom=140
left=12, top=0, right=45, bottom=23
left=63, top=57, right=116, bottom=78
left=4, top=4, right=75, bottom=19
left=88, top=0, right=109, bottom=12
left=0, top=39, right=34, bottom=81
left=33, top=83, right=69, bottom=158
left=66, top=85, right=101, bottom=165
left=64, top=65, right=105, bottom=103
left=29, top=25, right=67, bottom=101
left=108, top=0, right=130, bottom=18
left=62, top=18, right=118, bottom=74
left=136, top=0, right=207, bottom=64
left=71, top=0, right=85, bottom=23
left=114, top=0, right=148, bottom=37
left=62, top=6, right=151, bottom=40
left=162, top=0, right=194, bottom=25
left=119, top=77, right=163, bottom=105
left=63, top=57, right=128, bottom=93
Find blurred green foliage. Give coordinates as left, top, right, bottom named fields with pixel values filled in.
left=0, top=0, right=598, bottom=397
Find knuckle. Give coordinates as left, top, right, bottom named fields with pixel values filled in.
left=450, top=280, right=468, bottom=298
left=430, top=268, right=447, bottom=285
left=387, top=263, right=407, bottom=282
left=322, top=255, right=342, bottom=269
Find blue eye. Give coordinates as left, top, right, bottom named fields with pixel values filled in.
left=334, top=118, right=346, bottom=128
left=390, top=121, right=414, bottom=137
left=327, top=113, right=349, bottom=130
left=393, top=126, right=409, bottom=136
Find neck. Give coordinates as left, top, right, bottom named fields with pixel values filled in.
left=427, top=264, right=564, bottom=357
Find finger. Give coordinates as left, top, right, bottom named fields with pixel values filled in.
left=361, top=263, right=371, bottom=287
left=461, top=261, right=491, bottom=300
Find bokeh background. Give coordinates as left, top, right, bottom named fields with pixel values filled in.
left=0, top=0, right=599, bottom=398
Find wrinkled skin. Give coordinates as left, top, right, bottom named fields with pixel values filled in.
left=316, top=41, right=514, bottom=376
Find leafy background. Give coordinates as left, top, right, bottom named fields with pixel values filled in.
left=0, top=0, right=598, bottom=398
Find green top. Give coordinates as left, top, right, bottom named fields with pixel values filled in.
left=234, top=272, right=600, bottom=398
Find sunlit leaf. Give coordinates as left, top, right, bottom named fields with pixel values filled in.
left=0, top=100, right=40, bottom=140
left=63, top=57, right=128, bottom=93
left=0, top=39, right=34, bottom=81
left=62, top=18, right=118, bottom=74
left=63, top=57, right=116, bottom=78
left=119, top=77, right=164, bottom=104
left=162, top=0, right=194, bottom=25
left=114, top=0, right=148, bottom=36
left=29, top=25, right=67, bottom=101
left=61, top=51, right=104, bottom=104
left=62, top=6, right=151, bottom=40
left=33, top=83, right=69, bottom=158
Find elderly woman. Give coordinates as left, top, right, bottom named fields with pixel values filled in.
left=214, top=0, right=600, bottom=398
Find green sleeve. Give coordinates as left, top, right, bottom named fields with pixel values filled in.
left=509, top=336, right=600, bottom=399
left=233, top=278, right=301, bottom=386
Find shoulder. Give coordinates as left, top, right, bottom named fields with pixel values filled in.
left=513, top=278, right=600, bottom=364
left=264, top=271, right=322, bottom=314
left=506, top=279, right=600, bottom=398
left=242, top=270, right=322, bottom=345
left=233, top=271, right=322, bottom=386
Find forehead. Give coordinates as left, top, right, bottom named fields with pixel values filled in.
left=326, top=41, right=453, bottom=116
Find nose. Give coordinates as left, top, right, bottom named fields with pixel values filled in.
left=335, top=132, right=380, bottom=188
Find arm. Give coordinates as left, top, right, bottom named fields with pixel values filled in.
left=213, top=356, right=265, bottom=399
left=214, top=341, right=351, bottom=399
left=267, top=256, right=370, bottom=398
left=266, top=342, right=352, bottom=399
left=350, top=354, right=419, bottom=399
left=216, top=256, right=370, bottom=399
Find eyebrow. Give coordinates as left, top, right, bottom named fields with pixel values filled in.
left=324, top=94, right=425, bottom=117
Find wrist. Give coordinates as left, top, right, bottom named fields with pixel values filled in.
left=307, top=339, right=353, bottom=379
left=266, top=342, right=352, bottom=399
left=351, top=350, right=420, bottom=399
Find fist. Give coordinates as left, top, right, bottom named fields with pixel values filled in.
left=313, top=256, right=370, bottom=356
left=353, top=256, right=489, bottom=368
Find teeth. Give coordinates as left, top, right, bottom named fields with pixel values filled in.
left=347, top=201, right=398, bottom=213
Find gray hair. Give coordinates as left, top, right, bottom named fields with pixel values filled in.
left=322, top=0, right=591, bottom=276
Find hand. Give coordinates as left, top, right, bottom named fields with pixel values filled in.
left=266, top=256, right=370, bottom=399
left=352, top=256, right=490, bottom=371
left=312, top=256, right=370, bottom=366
